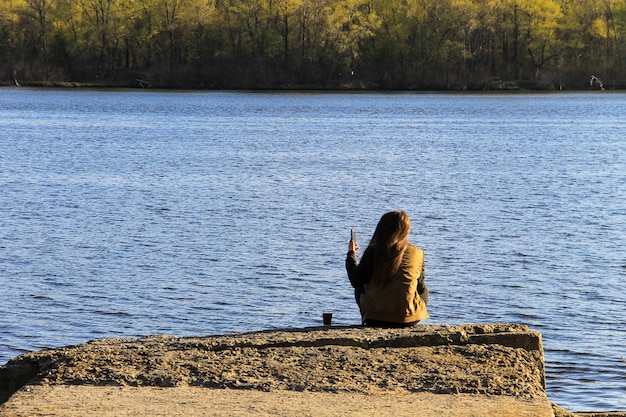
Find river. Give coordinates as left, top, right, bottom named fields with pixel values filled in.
left=0, top=88, right=624, bottom=411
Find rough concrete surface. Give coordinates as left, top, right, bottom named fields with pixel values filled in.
left=0, top=323, right=621, bottom=416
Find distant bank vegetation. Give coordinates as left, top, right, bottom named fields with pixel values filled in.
left=1, top=0, right=626, bottom=89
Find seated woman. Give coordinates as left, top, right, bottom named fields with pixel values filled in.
left=345, top=210, right=429, bottom=327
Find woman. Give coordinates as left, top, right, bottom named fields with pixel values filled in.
left=345, top=210, right=429, bottom=327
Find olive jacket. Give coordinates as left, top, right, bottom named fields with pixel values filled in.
left=345, top=244, right=429, bottom=324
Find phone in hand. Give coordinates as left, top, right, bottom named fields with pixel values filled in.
left=351, top=229, right=357, bottom=243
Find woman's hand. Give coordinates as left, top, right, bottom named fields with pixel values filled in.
left=348, top=239, right=359, bottom=252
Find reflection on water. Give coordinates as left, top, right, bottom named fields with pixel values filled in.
left=1, top=89, right=625, bottom=411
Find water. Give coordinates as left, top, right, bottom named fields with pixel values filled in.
left=1, top=88, right=625, bottom=411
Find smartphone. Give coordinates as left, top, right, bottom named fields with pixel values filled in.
left=351, top=229, right=357, bottom=243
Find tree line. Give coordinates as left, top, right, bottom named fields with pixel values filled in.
left=1, top=0, right=625, bottom=89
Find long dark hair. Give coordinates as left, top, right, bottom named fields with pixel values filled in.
left=367, top=210, right=411, bottom=284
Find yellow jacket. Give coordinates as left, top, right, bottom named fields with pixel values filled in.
left=346, top=244, right=429, bottom=324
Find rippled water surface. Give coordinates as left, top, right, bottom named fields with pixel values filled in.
left=1, top=89, right=625, bottom=411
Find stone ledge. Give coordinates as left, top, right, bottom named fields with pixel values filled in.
left=2, top=323, right=623, bottom=416
left=0, top=386, right=556, bottom=417
left=1, top=323, right=545, bottom=401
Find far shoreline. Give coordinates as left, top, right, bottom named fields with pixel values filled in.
left=0, top=79, right=617, bottom=92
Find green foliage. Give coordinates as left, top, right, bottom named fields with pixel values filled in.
left=2, top=0, right=626, bottom=88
